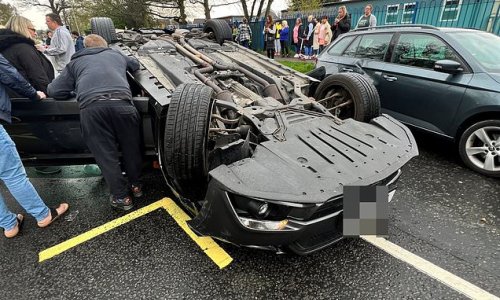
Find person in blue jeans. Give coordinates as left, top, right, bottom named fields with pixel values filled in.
left=0, top=54, right=69, bottom=238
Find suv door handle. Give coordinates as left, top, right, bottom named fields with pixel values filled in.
left=341, top=67, right=354, bottom=72
left=382, top=74, right=398, bottom=82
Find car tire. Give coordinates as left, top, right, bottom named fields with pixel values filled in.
left=90, top=17, right=118, bottom=43
left=314, top=73, right=381, bottom=122
left=458, top=120, right=500, bottom=177
left=164, top=84, right=214, bottom=199
left=203, top=19, right=232, bottom=45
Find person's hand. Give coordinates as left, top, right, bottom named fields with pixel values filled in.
left=37, top=91, right=46, bottom=100
left=35, top=44, right=45, bottom=52
left=335, top=18, right=340, bottom=24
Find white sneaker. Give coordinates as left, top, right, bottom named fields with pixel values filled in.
left=293, top=54, right=299, bottom=58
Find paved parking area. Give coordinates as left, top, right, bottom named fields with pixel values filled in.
left=0, top=133, right=498, bottom=299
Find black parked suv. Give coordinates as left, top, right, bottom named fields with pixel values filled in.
left=315, top=25, right=500, bottom=177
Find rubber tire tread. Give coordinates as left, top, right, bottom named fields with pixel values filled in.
left=164, top=84, right=213, bottom=199
left=90, top=17, right=117, bottom=43
left=314, top=72, right=380, bottom=122
left=203, top=19, right=232, bottom=45
left=458, top=119, right=500, bottom=177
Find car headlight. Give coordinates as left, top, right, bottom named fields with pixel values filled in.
left=238, top=217, right=291, bottom=231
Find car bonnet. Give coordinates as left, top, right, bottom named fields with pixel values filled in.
left=208, top=114, right=418, bottom=204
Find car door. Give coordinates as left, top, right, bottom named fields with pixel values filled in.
left=319, top=33, right=394, bottom=79
left=317, top=35, right=358, bottom=74
left=4, top=97, right=90, bottom=161
left=377, top=32, right=473, bottom=137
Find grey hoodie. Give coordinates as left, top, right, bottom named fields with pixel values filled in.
left=48, top=47, right=140, bottom=109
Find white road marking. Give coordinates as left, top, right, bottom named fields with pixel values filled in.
left=361, top=236, right=499, bottom=300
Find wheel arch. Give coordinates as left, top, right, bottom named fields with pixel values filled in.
left=454, top=111, right=500, bottom=143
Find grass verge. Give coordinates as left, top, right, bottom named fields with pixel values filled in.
left=279, top=60, right=315, bottom=74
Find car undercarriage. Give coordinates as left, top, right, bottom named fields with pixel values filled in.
left=9, top=18, right=419, bottom=254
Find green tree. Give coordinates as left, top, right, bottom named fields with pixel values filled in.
left=291, top=0, right=323, bottom=12
left=0, top=1, right=17, bottom=24
left=16, top=0, right=70, bottom=15
left=240, top=0, right=271, bottom=21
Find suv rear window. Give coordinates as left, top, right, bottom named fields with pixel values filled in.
left=342, top=34, right=393, bottom=61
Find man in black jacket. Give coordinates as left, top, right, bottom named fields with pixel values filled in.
left=48, top=34, right=142, bottom=211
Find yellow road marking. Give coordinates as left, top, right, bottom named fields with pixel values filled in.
left=39, top=198, right=233, bottom=269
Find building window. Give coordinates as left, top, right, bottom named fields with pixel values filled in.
left=402, top=3, right=417, bottom=24
left=386, top=5, right=399, bottom=25
left=440, top=0, right=463, bottom=22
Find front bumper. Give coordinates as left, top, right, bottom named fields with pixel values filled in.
left=188, top=170, right=400, bottom=255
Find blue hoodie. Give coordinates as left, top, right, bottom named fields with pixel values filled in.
left=0, top=54, right=38, bottom=123
left=280, top=26, right=290, bottom=41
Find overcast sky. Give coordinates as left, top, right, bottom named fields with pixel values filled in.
left=6, top=0, right=290, bottom=30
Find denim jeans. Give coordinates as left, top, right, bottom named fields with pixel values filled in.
left=0, top=124, right=49, bottom=231
left=305, top=46, right=312, bottom=56
left=295, top=43, right=301, bottom=54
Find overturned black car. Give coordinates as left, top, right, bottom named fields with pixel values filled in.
left=5, top=18, right=418, bottom=254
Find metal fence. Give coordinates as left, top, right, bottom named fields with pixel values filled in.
left=249, top=0, right=500, bottom=51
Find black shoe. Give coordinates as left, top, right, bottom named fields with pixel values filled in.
left=110, top=196, right=134, bottom=211
left=131, top=184, right=143, bottom=198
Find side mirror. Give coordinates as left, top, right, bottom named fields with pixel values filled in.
left=434, top=60, right=463, bottom=75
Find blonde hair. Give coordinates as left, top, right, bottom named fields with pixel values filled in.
left=5, top=16, right=34, bottom=40
left=308, top=15, right=314, bottom=22
left=282, top=20, right=288, bottom=27
left=83, top=34, right=108, bottom=48
left=339, top=5, right=348, bottom=16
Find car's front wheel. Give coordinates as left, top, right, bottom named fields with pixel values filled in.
left=163, top=84, right=214, bottom=200
left=459, top=120, right=500, bottom=177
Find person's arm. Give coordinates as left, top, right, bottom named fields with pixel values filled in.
left=338, top=17, right=351, bottom=32
left=114, top=50, right=140, bottom=72
left=126, top=56, right=140, bottom=72
left=47, top=66, right=75, bottom=99
left=326, top=25, right=333, bottom=43
left=282, top=27, right=289, bottom=36
left=268, top=24, right=276, bottom=34
left=0, top=55, right=39, bottom=100
left=237, top=24, right=242, bottom=40
left=44, top=29, right=71, bottom=56
left=370, top=15, right=377, bottom=27
left=306, top=23, right=313, bottom=39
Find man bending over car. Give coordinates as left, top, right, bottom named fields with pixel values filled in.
left=48, top=34, right=142, bottom=211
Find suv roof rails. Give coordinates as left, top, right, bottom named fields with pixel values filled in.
left=352, top=24, right=439, bottom=32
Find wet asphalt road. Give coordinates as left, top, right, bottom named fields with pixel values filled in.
left=0, top=132, right=499, bottom=299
